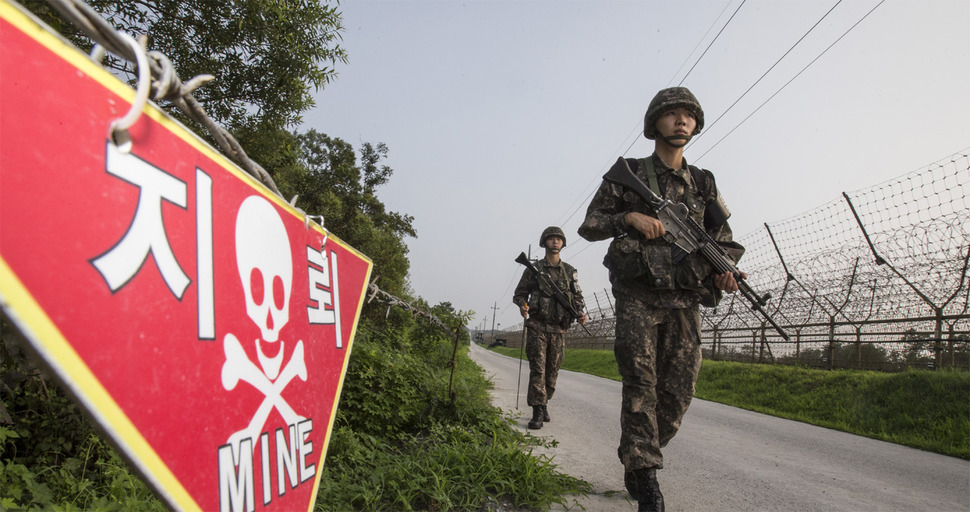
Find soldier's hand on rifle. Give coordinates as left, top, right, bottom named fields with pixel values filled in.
left=578, top=313, right=588, bottom=325
left=519, top=304, right=529, bottom=318
left=714, top=271, right=747, bottom=293
left=624, top=212, right=666, bottom=239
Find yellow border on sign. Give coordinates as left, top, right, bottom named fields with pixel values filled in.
left=309, top=255, right=373, bottom=503
left=0, top=3, right=196, bottom=510
left=0, top=255, right=192, bottom=509
left=2, top=2, right=373, bottom=511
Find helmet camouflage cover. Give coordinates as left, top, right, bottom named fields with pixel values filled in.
left=643, top=87, right=705, bottom=140
left=540, top=226, right=566, bottom=248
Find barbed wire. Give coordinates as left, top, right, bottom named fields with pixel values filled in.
left=365, top=281, right=454, bottom=336
left=699, top=151, right=970, bottom=369
left=45, top=0, right=281, bottom=197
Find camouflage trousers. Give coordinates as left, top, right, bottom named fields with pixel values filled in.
left=525, top=326, right=565, bottom=407
left=614, top=293, right=702, bottom=471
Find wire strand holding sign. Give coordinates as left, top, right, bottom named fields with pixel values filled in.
left=106, top=31, right=148, bottom=153
left=45, top=0, right=282, bottom=197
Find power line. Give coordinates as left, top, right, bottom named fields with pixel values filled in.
left=687, top=0, right=844, bottom=152
left=677, top=0, right=747, bottom=87
left=539, top=0, right=748, bottom=278
left=566, top=238, right=600, bottom=259
left=493, top=265, right=522, bottom=310
left=555, top=127, right=641, bottom=228
left=666, top=0, right=736, bottom=88
left=694, top=0, right=885, bottom=164
left=555, top=0, right=749, bottom=232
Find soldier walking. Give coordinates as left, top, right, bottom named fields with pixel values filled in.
left=578, top=87, right=746, bottom=511
left=512, top=226, right=588, bottom=430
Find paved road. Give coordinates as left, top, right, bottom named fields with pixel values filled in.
left=468, top=343, right=970, bottom=512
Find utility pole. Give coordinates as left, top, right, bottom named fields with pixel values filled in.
left=490, top=302, right=498, bottom=341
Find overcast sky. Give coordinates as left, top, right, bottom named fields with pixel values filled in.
left=305, top=0, right=970, bottom=332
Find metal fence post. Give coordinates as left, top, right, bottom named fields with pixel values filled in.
left=828, top=315, right=836, bottom=370
left=934, top=307, right=943, bottom=370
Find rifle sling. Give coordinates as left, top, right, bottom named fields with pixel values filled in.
left=631, top=156, right=709, bottom=199
left=643, top=157, right=660, bottom=196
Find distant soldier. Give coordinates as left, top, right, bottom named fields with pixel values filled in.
left=512, top=226, right=587, bottom=430
left=578, top=87, right=745, bottom=512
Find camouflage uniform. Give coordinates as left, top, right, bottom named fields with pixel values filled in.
left=578, top=153, right=743, bottom=471
left=512, top=258, right=585, bottom=407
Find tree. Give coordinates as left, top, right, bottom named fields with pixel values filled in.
left=276, top=129, right=417, bottom=302
left=23, top=0, right=347, bottom=131
left=946, top=335, right=970, bottom=369
left=901, top=329, right=934, bottom=367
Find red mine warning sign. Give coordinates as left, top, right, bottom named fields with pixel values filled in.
left=0, top=2, right=372, bottom=511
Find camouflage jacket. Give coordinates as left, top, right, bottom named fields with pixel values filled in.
left=512, top=258, right=585, bottom=332
left=578, top=153, right=744, bottom=308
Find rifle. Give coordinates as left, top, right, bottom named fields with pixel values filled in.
left=514, top=252, right=593, bottom=337
left=602, top=157, right=789, bottom=341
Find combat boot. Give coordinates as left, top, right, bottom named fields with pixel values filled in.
left=528, top=406, right=544, bottom=429
left=542, top=404, right=551, bottom=422
left=624, top=468, right=664, bottom=512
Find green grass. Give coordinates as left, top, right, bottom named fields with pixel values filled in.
left=490, top=346, right=970, bottom=459
left=316, top=420, right=587, bottom=511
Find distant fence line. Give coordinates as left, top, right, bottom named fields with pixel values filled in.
left=491, top=150, right=970, bottom=372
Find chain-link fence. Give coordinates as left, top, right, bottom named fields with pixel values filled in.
left=493, top=150, right=970, bottom=372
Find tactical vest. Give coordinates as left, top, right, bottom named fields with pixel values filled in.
left=527, top=260, right=578, bottom=329
left=603, top=157, right=722, bottom=306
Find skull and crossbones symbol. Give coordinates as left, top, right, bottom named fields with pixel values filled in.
left=222, top=196, right=307, bottom=456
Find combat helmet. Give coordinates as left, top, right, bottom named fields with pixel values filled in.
left=643, top=87, right=705, bottom=142
left=540, top=226, right=566, bottom=248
